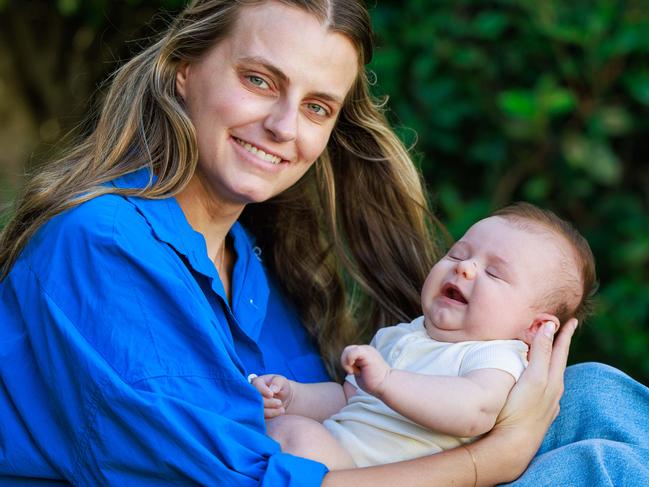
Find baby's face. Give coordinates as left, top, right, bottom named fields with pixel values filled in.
left=421, top=216, right=563, bottom=343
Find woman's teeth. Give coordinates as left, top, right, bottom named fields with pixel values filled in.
left=236, top=138, right=282, bottom=164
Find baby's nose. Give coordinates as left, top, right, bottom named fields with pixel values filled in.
left=456, top=260, right=477, bottom=279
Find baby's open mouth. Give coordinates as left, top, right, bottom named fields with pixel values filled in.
left=442, top=283, right=468, bottom=304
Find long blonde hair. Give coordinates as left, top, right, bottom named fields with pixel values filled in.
left=0, top=0, right=440, bottom=378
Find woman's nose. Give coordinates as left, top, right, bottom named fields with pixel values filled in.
left=455, top=260, right=477, bottom=280
left=263, top=99, right=298, bottom=142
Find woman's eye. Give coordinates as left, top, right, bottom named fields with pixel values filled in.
left=246, top=75, right=270, bottom=89
left=306, top=102, right=329, bottom=117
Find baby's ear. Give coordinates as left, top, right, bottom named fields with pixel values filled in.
left=520, top=313, right=560, bottom=344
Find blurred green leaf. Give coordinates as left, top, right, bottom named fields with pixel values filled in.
left=57, top=0, right=80, bottom=16
left=605, top=23, right=649, bottom=57
left=452, top=46, right=487, bottom=69
left=591, top=106, right=633, bottom=136
left=522, top=176, right=550, bottom=200
left=542, top=88, right=577, bottom=115
left=472, top=11, right=509, bottom=40
left=499, top=90, right=537, bottom=118
left=619, top=238, right=649, bottom=267
left=562, top=135, right=622, bottom=184
left=468, top=138, right=507, bottom=165
left=625, top=70, right=649, bottom=106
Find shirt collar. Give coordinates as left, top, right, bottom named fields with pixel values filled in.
left=109, top=168, right=270, bottom=341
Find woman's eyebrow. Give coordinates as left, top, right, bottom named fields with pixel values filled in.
left=239, top=56, right=289, bottom=83
left=238, top=55, right=344, bottom=106
left=310, top=91, right=344, bottom=106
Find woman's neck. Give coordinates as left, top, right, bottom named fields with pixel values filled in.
left=176, top=173, right=242, bottom=302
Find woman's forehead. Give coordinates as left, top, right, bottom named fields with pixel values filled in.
left=225, top=2, right=359, bottom=97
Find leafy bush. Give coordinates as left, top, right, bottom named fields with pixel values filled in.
left=370, top=0, right=649, bottom=383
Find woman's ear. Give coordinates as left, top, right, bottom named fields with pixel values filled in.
left=520, top=313, right=560, bottom=344
left=176, top=61, right=190, bottom=100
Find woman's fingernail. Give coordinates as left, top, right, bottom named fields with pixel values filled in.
left=270, top=384, right=280, bottom=393
left=543, top=321, right=557, bottom=337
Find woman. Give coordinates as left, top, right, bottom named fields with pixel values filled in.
left=0, top=0, right=647, bottom=485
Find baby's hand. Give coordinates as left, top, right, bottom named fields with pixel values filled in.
left=250, top=374, right=293, bottom=419
left=341, top=345, right=391, bottom=397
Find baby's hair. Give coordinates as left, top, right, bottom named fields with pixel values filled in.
left=493, top=202, right=597, bottom=325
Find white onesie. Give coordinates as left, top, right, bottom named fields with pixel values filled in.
left=323, top=316, right=528, bottom=467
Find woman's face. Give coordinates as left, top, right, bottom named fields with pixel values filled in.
left=176, top=1, right=359, bottom=209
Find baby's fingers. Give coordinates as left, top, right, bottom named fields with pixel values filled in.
left=267, top=375, right=286, bottom=396
left=262, top=393, right=285, bottom=419
left=264, top=406, right=286, bottom=419
left=251, top=376, right=275, bottom=398
left=263, top=396, right=284, bottom=409
left=341, top=345, right=362, bottom=375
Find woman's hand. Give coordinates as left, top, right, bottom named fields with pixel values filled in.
left=474, top=319, right=578, bottom=482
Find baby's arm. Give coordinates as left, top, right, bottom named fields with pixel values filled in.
left=382, top=368, right=514, bottom=437
left=343, top=345, right=515, bottom=437
left=251, top=374, right=350, bottom=422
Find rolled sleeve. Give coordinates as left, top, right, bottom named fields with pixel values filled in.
left=78, top=372, right=328, bottom=485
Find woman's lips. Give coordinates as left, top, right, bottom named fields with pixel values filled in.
left=232, top=137, right=284, bottom=165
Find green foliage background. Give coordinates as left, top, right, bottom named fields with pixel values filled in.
left=370, top=0, right=649, bottom=384
left=1, top=0, right=647, bottom=383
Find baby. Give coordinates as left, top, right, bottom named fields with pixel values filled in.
left=252, top=202, right=597, bottom=469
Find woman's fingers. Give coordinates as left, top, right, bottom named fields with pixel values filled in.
left=548, top=318, right=577, bottom=383
left=501, top=318, right=576, bottom=422
left=489, top=318, right=577, bottom=466
left=497, top=322, right=558, bottom=422
left=541, top=318, right=578, bottom=418
left=521, top=321, right=557, bottom=387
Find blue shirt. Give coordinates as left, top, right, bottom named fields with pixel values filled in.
left=0, top=169, right=330, bottom=485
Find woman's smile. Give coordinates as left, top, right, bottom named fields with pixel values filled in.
left=232, top=136, right=285, bottom=165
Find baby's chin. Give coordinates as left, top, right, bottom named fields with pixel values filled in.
left=423, top=317, right=474, bottom=343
